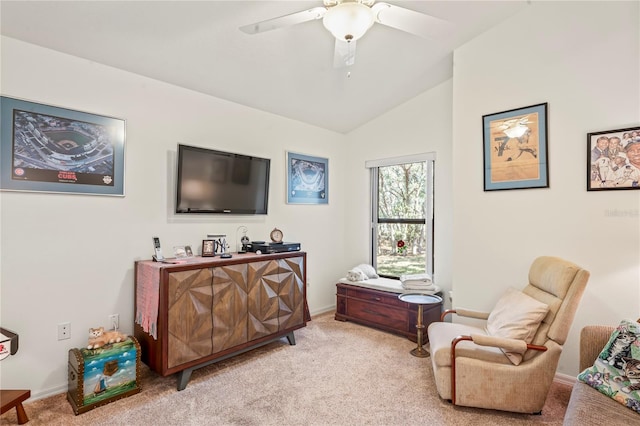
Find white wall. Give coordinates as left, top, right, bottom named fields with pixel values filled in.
left=0, top=37, right=348, bottom=397
left=452, top=1, right=640, bottom=376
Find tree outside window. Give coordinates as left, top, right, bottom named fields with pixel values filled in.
left=372, top=159, right=433, bottom=278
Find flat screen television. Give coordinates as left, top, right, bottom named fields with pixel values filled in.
left=175, top=144, right=270, bottom=214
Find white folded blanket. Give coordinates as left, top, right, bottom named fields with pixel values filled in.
left=338, top=277, right=440, bottom=295
left=402, top=282, right=436, bottom=290
left=400, top=273, right=432, bottom=285
left=401, top=283, right=441, bottom=294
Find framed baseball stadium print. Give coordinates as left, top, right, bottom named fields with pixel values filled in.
left=286, top=151, right=328, bottom=204
left=0, top=96, right=125, bottom=196
left=482, top=103, right=549, bottom=191
left=587, top=126, right=640, bottom=191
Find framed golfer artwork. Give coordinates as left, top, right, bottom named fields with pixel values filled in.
left=482, top=103, right=549, bottom=191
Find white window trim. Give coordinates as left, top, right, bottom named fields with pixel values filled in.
left=365, top=152, right=436, bottom=169
left=368, top=152, right=435, bottom=280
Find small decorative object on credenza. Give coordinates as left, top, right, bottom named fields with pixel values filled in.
left=173, top=246, right=188, bottom=258
left=152, top=236, right=164, bottom=262
left=270, top=227, right=284, bottom=243
left=236, top=226, right=250, bottom=253
left=202, top=239, right=215, bottom=257
left=67, top=334, right=141, bottom=415
left=207, top=234, right=229, bottom=256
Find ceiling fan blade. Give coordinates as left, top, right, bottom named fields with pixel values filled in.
left=372, top=2, right=453, bottom=40
left=333, top=39, right=356, bottom=68
left=239, top=6, right=327, bottom=34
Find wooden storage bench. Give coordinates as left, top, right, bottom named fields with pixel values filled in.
left=335, top=279, right=442, bottom=342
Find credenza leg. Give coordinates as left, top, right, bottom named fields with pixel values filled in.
left=16, top=402, right=28, bottom=425
left=176, top=369, right=193, bottom=391
left=286, top=331, right=296, bottom=345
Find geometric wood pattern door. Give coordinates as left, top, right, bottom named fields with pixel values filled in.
left=212, top=263, right=248, bottom=352
left=277, top=256, right=305, bottom=330
left=163, top=254, right=305, bottom=370
left=167, top=268, right=214, bottom=369
left=247, top=259, right=280, bottom=341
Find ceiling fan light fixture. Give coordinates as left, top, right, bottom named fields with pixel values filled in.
left=322, top=2, right=375, bottom=42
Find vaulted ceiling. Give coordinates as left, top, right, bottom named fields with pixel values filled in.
left=0, top=1, right=528, bottom=133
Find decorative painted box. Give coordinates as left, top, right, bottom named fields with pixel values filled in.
left=67, top=336, right=141, bottom=415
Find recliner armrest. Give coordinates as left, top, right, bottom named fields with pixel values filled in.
left=440, top=308, right=490, bottom=322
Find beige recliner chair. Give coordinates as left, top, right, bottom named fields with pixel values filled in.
left=427, top=256, right=590, bottom=414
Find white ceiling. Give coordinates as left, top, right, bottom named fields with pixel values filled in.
left=0, top=1, right=528, bottom=133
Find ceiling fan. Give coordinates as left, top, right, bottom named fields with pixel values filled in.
left=239, top=0, right=452, bottom=68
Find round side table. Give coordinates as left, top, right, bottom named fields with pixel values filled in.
left=398, top=293, right=443, bottom=357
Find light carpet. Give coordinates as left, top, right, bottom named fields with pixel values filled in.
left=1, top=312, right=571, bottom=425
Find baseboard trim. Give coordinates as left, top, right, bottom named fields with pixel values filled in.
left=310, top=305, right=335, bottom=317
left=554, top=372, right=576, bottom=387
left=29, top=384, right=67, bottom=402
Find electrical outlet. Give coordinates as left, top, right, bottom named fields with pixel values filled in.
left=58, top=322, right=71, bottom=340
left=109, top=314, right=119, bottom=330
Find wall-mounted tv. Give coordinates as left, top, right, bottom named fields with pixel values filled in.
left=175, top=144, right=270, bottom=214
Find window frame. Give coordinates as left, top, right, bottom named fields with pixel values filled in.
left=366, top=153, right=435, bottom=279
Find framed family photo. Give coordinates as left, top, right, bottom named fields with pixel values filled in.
left=202, top=240, right=215, bottom=257
left=0, top=96, right=126, bottom=196
left=482, top=103, right=549, bottom=191
left=286, top=151, right=328, bottom=204
left=587, top=126, right=640, bottom=191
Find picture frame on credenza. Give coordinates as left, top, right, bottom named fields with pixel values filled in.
left=202, top=240, right=215, bottom=257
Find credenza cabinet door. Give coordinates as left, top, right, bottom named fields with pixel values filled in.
left=167, top=268, right=214, bottom=369
left=212, top=263, right=249, bottom=352
left=247, top=259, right=280, bottom=341
left=278, top=256, right=305, bottom=330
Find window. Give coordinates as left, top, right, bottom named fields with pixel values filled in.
left=366, top=153, right=434, bottom=279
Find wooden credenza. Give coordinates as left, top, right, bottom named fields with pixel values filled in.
left=135, top=252, right=307, bottom=390
left=335, top=282, right=441, bottom=342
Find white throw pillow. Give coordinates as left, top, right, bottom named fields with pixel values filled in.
left=486, top=288, right=549, bottom=365
left=355, top=264, right=379, bottom=279
left=346, top=268, right=368, bottom=282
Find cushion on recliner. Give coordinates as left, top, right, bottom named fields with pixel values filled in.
left=486, top=287, right=549, bottom=365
